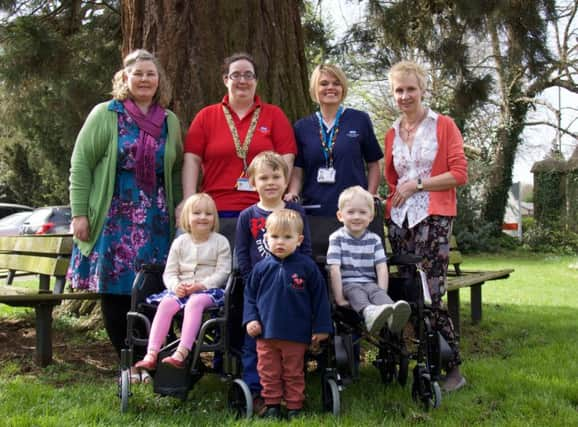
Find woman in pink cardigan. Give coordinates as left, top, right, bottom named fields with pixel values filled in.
left=384, top=60, right=468, bottom=392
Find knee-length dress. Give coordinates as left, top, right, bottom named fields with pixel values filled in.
left=68, top=101, right=170, bottom=295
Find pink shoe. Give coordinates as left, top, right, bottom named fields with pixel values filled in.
left=161, top=355, right=186, bottom=369
left=134, top=358, right=156, bottom=371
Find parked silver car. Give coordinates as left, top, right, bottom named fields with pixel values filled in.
left=19, top=206, right=72, bottom=235
left=0, top=203, right=33, bottom=219
left=0, top=211, right=33, bottom=236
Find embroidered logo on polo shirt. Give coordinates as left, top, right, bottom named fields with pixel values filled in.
left=347, top=130, right=359, bottom=138
left=259, top=126, right=270, bottom=134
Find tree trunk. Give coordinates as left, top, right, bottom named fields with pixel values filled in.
left=121, top=0, right=311, bottom=126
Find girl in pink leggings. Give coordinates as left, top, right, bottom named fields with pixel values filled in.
left=134, top=193, right=231, bottom=373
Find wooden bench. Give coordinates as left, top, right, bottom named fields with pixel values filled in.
left=445, top=236, right=513, bottom=335
left=0, top=234, right=99, bottom=366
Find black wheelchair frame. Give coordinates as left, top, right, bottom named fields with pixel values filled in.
left=306, top=200, right=450, bottom=411
left=118, top=263, right=253, bottom=417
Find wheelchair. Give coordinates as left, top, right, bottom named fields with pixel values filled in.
left=117, top=263, right=253, bottom=418
left=306, top=200, right=451, bottom=411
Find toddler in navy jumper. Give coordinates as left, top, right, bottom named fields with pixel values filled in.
left=243, top=209, right=332, bottom=419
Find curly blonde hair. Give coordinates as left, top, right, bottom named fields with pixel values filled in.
left=111, top=49, right=172, bottom=107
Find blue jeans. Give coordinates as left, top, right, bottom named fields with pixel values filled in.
left=242, top=333, right=261, bottom=394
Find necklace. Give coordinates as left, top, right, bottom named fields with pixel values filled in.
left=402, top=108, right=427, bottom=135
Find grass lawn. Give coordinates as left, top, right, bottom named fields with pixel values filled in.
left=0, top=251, right=577, bottom=426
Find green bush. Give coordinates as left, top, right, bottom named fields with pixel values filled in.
left=522, top=220, right=578, bottom=254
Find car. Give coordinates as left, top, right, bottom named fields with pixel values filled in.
left=0, top=211, right=33, bottom=236
left=19, top=206, right=72, bottom=235
left=0, top=203, right=34, bottom=219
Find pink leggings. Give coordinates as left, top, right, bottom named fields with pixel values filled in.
left=147, top=294, right=215, bottom=353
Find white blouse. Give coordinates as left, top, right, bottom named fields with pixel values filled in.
left=391, top=109, right=439, bottom=229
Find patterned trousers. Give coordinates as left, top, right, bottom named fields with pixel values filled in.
left=387, top=215, right=461, bottom=369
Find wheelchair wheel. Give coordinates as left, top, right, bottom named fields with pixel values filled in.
left=322, top=377, right=340, bottom=416
left=119, top=368, right=130, bottom=413
left=228, top=378, right=253, bottom=419
left=411, top=365, right=442, bottom=411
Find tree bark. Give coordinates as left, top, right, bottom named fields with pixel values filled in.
left=121, top=0, right=311, bottom=126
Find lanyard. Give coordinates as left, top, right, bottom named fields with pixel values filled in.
left=316, top=105, right=343, bottom=168
left=222, top=105, right=261, bottom=173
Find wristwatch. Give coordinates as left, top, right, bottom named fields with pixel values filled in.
left=416, top=178, right=424, bottom=191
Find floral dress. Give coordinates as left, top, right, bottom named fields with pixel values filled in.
left=68, top=101, right=170, bottom=295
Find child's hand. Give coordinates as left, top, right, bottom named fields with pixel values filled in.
left=246, top=320, right=262, bottom=337
left=311, top=333, right=329, bottom=344
left=335, top=298, right=350, bottom=308
left=175, top=283, right=188, bottom=298
left=185, top=283, right=206, bottom=295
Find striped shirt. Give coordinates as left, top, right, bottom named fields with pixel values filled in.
left=326, top=227, right=387, bottom=285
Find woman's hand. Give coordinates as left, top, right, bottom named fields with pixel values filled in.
left=175, top=283, right=188, bottom=298
left=283, top=192, right=300, bottom=203
left=246, top=320, right=262, bottom=337
left=185, top=283, right=206, bottom=295
left=71, top=216, right=90, bottom=241
left=392, top=180, right=418, bottom=207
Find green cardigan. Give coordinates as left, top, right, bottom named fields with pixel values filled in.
left=69, top=101, right=183, bottom=256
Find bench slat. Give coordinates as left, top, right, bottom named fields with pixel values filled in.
left=0, top=253, right=70, bottom=276
left=0, top=235, right=73, bottom=255
left=446, top=269, right=513, bottom=290
left=0, top=285, right=99, bottom=306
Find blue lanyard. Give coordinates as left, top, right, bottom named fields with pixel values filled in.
left=316, top=106, right=344, bottom=167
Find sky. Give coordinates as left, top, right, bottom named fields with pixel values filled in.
left=323, top=0, right=578, bottom=184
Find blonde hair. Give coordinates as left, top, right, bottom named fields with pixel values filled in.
left=338, top=186, right=375, bottom=216
left=246, top=151, right=289, bottom=184
left=309, top=64, right=349, bottom=104
left=265, top=209, right=304, bottom=235
left=111, top=49, right=172, bottom=107
left=179, top=193, right=219, bottom=233
left=388, top=60, right=428, bottom=93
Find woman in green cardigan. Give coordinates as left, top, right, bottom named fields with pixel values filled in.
left=68, top=49, right=183, bottom=382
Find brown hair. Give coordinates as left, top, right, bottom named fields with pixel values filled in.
left=111, top=49, right=172, bottom=107
left=221, top=52, right=258, bottom=78
left=246, top=151, right=289, bottom=184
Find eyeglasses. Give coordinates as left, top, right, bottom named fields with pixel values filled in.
left=227, top=71, right=256, bottom=81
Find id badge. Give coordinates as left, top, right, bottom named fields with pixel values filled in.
left=236, top=177, right=255, bottom=192
left=317, top=167, right=336, bottom=184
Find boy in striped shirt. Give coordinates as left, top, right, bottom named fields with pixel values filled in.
left=327, top=186, right=411, bottom=335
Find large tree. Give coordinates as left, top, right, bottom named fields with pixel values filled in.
left=121, top=0, right=312, bottom=126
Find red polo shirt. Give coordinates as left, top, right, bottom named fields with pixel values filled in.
left=185, top=95, right=297, bottom=212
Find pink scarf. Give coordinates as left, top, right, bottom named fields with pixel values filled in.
left=123, top=98, right=166, bottom=195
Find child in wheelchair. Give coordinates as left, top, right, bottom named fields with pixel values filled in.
left=133, top=193, right=231, bottom=375
left=327, top=186, right=411, bottom=335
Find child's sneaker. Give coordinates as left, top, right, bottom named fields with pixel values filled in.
left=364, top=304, right=393, bottom=334
left=388, top=300, right=411, bottom=334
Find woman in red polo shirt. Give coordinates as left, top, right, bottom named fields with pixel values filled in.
left=384, top=60, right=468, bottom=392
left=181, top=52, right=296, bottom=217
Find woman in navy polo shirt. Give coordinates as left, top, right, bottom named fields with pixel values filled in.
left=286, top=64, right=383, bottom=216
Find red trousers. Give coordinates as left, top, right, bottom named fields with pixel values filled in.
left=256, top=338, right=308, bottom=410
